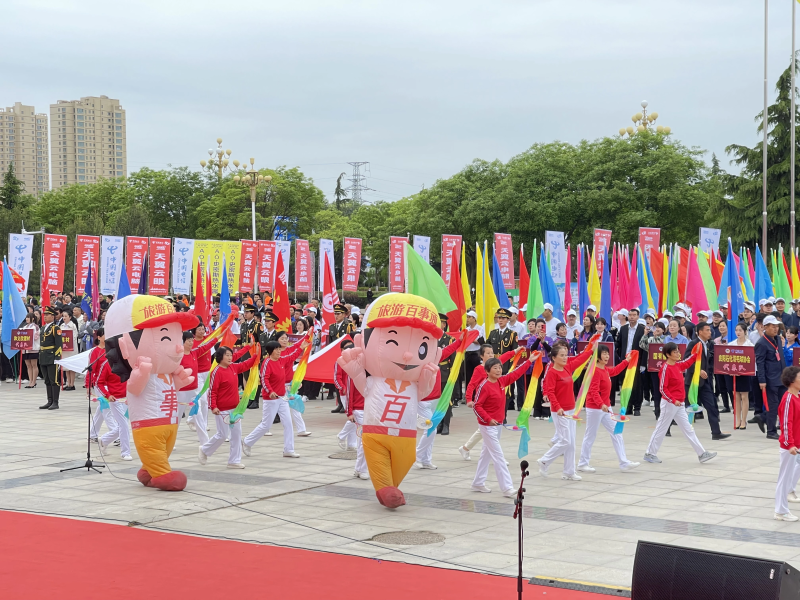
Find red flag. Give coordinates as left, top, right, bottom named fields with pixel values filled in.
left=650, top=248, right=664, bottom=312
left=518, top=245, right=530, bottom=321
left=273, top=249, right=292, bottom=332
left=609, top=244, right=619, bottom=311
left=446, top=242, right=466, bottom=329
left=677, top=246, right=689, bottom=303
left=303, top=335, right=350, bottom=383
left=628, top=246, right=642, bottom=308
left=564, top=244, right=572, bottom=314
left=194, top=260, right=208, bottom=327
left=321, top=253, right=339, bottom=337
left=0, top=263, right=27, bottom=294
left=709, top=248, right=722, bottom=291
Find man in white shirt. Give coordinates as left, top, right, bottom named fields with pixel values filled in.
left=508, top=307, right=527, bottom=339
left=565, top=309, right=581, bottom=339
left=543, top=303, right=562, bottom=338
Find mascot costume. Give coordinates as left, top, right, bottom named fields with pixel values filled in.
left=337, top=293, right=442, bottom=508
left=105, top=295, right=198, bottom=491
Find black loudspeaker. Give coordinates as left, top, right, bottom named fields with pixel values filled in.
left=632, top=541, right=800, bottom=599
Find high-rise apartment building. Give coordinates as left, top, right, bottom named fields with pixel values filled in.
left=50, top=95, right=126, bottom=189
left=0, top=102, right=50, bottom=197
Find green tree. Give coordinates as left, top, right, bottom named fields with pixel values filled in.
left=0, top=163, right=27, bottom=210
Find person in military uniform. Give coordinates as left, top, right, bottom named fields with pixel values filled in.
left=329, top=303, right=356, bottom=412
left=486, top=307, right=518, bottom=414
left=240, top=304, right=264, bottom=409
left=39, top=306, right=63, bottom=411
left=259, top=311, right=281, bottom=348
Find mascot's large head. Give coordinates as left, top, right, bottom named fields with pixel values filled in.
left=104, top=295, right=199, bottom=381
left=357, top=292, right=443, bottom=382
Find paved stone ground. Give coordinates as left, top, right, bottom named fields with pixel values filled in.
left=1, top=379, right=798, bottom=588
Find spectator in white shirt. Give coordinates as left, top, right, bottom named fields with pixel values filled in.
left=565, top=309, right=581, bottom=339
left=543, top=303, right=562, bottom=338
left=508, top=307, right=527, bottom=338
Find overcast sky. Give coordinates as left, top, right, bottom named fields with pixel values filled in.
left=2, top=0, right=795, bottom=202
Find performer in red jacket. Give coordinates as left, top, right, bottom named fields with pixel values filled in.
left=89, top=328, right=115, bottom=441
left=470, top=355, right=534, bottom=497
left=577, top=348, right=639, bottom=474
left=775, top=367, right=800, bottom=521
left=334, top=338, right=369, bottom=479
left=536, top=341, right=595, bottom=481
left=275, top=331, right=311, bottom=437
left=96, top=350, right=132, bottom=461
left=178, top=331, right=217, bottom=445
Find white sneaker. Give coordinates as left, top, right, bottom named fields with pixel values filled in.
left=265, top=431, right=272, bottom=436
left=562, top=473, right=582, bottom=481
left=225, top=437, right=230, bottom=442
left=775, top=512, right=799, bottom=522
left=198, top=447, right=208, bottom=465
left=187, top=422, right=197, bottom=432
left=242, top=441, right=252, bottom=457
left=283, top=452, right=300, bottom=458
left=227, top=463, right=245, bottom=469
left=789, top=492, right=800, bottom=503
left=21, top=379, right=29, bottom=384
left=621, top=462, right=641, bottom=472
left=420, top=463, right=437, bottom=470
left=297, top=431, right=312, bottom=437
left=577, top=465, right=596, bottom=473
left=98, top=439, right=108, bottom=453
left=347, top=446, right=357, bottom=451
left=338, top=438, right=348, bottom=450
left=354, top=471, right=370, bottom=480
left=458, top=446, right=471, bottom=460
left=537, top=459, right=549, bottom=477
left=471, top=484, right=491, bottom=493
left=502, top=488, right=516, bottom=498
left=121, top=454, right=133, bottom=461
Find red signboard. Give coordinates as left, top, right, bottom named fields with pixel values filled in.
left=342, top=238, right=362, bottom=292
left=441, top=235, right=462, bottom=286
left=576, top=341, right=615, bottom=366
left=61, top=329, right=74, bottom=352
left=126, top=236, right=149, bottom=291
left=10, top=328, right=33, bottom=351
left=389, top=236, right=408, bottom=292
left=494, top=233, right=514, bottom=290
left=715, top=344, right=756, bottom=376
left=793, top=347, right=800, bottom=367
left=42, top=234, right=67, bottom=293
left=647, top=342, right=687, bottom=372
left=239, top=240, right=258, bottom=293
left=258, top=240, right=277, bottom=292
left=74, top=235, right=100, bottom=295
left=147, top=238, right=171, bottom=295
left=638, top=227, right=661, bottom=260
left=593, top=228, right=612, bottom=273
left=294, top=240, right=311, bottom=293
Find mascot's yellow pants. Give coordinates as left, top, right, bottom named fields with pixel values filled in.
left=132, top=424, right=178, bottom=478
left=362, top=433, right=416, bottom=492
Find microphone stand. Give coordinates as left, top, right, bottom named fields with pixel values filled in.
left=61, top=353, right=106, bottom=474
left=513, top=460, right=529, bottom=600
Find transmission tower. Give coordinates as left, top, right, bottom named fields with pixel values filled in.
left=345, top=162, right=373, bottom=212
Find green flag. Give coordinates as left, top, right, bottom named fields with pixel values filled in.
left=696, top=248, right=719, bottom=310
left=405, top=243, right=457, bottom=314
left=527, top=243, right=545, bottom=319
left=776, top=246, right=793, bottom=300
left=667, top=244, right=680, bottom=310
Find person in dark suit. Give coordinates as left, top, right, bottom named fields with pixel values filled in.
left=755, top=315, right=788, bottom=439
left=684, top=322, right=730, bottom=440
left=616, top=308, right=646, bottom=415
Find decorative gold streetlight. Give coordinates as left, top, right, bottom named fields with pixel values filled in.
left=618, top=101, right=671, bottom=137
left=199, top=137, right=239, bottom=179
left=234, top=158, right=272, bottom=241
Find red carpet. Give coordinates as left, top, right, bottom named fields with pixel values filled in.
left=0, top=510, right=620, bottom=599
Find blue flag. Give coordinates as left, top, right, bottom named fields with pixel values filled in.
left=220, top=253, right=231, bottom=321
left=118, top=262, right=131, bottom=299
left=1, top=260, right=27, bottom=360
left=600, top=245, right=611, bottom=324
left=739, top=248, right=754, bottom=301
left=81, top=262, right=94, bottom=319
left=578, top=246, right=590, bottom=320
left=492, top=249, right=510, bottom=309
left=540, top=245, right=564, bottom=321
left=137, top=252, right=148, bottom=295
left=726, top=239, right=744, bottom=342
left=754, top=244, right=774, bottom=304
left=641, top=248, right=660, bottom=316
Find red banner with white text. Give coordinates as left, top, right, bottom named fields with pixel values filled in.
left=638, top=227, right=661, bottom=260
left=389, top=236, right=408, bottom=292
left=258, top=240, right=277, bottom=292
left=342, top=238, right=362, bottom=292
left=239, top=240, right=258, bottom=293
left=74, top=235, right=100, bottom=295
left=493, top=233, right=514, bottom=290
left=147, top=238, right=171, bottom=296
left=126, top=236, right=148, bottom=291
left=441, top=234, right=462, bottom=286
left=295, top=240, right=312, bottom=292
left=42, top=234, right=67, bottom=293
left=593, top=228, right=612, bottom=272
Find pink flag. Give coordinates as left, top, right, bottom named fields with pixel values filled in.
left=747, top=247, right=756, bottom=287
left=627, top=245, right=642, bottom=309
left=564, top=245, right=572, bottom=312
left=610, top=243, right=620, bottom=311
left=685, top=246, right=709, bottom=312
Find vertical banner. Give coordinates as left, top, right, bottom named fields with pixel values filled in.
left=258, top=240, right=277, bottom=292
left=99, top=235, right=123, bottom=295
left=441, top=234, right=463, bottom=286
left=295, top=240, right=312, bottom=292
left=74, top=235, right=100, bottom=295
left=275, top=240, right=291, bottom=291
left=42, top=234, right=67, bottom=293
left=148, top=238, right=172, bottom=296
left=545, top=231, right=566, bottom=284
left=8, top=233, right=34, bottom=295
left=493, top=233, right=515, bottom=290
left=239, top=240, right=258, bottom=294
left=222, top=241, right=242, bottom=292
left=638, top=227, right=661, bottom=259
left=389, top=236, right=408, bottom=292
left=126, top=236, right=149, bottom=292
left=192, top=240, right=211, bottom=290
left=342, top=237, right=362, bottom=292
left=593, top=228, right=612, bottom=272
left=412, top=235, right=431, bottom=264
left=172, top=238, right=195, bottom=295
left=699, top=227, right=721, bottom=255
left=318, top=239, right=335, bottom=292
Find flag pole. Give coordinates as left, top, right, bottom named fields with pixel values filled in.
left=762, top=0, right=769, bottom=259
left=791, top=0, right=796, bottom=252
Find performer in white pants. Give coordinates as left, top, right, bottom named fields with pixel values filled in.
left=775, top=369, right=800, bottom=521
left=415, top=399, right=438, bottom=469
left=178, top=331, right=216, bottom=447
left=87, top=335, right=113, bottom=441
left=276, top=331, right=312, bottom=437
left=334, top=358, right=358, bottom=450
left=95, top=358, right=132, bottom=461
left=334, top=341, right=368, bottom=478
left=187, top=322, right=211, bottom=433
left=91, top=396, right=116, bottom=440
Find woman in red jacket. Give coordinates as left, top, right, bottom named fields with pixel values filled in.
left=198, top=345, right=259, bottom=469
left=775, top=366, right=800, bottom=521
left=178, top=331, right=216, bottom=445
left=471, top=355, right=533, bottom=497
left=95, top=348, right=132, bottom=461
left=577, top=347, right=639, bottom=474
left=536, top=341, right=595, bottom=481
left=274, top=331, right=311, bottom=437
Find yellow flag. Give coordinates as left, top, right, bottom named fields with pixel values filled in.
left=475, top=242, right=485, bottom=327
left=792, top=251, right=800, bottom=299
left=588, top=246, right=602, bottom=308
left=460, top=242, right=471, bottom=329
left=483, top=240, right=500, bottom=329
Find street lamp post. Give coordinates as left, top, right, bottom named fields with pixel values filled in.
left=618, top=100, right=671, bottom=137
left=234, top=158, right=272, bottom=241
left=200, top=137, right=239, bottom=180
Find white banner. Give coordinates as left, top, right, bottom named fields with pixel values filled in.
left=99, top=235, right=123, bottom=295
left=545, top=231, right=566, bottom=284
left=412, top=235, right=431, bottom=264
left=699, top=227, right=721, bottom=255
left=172, top=238, right=195, bottom=295
left=318, top=239, right=335, bottom=292
left=275, top=240, right=291, bottom=283
left=8, top=233, right=34, bottom=295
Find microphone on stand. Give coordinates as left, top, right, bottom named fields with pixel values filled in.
left=520, top=460, right=529, bottom=476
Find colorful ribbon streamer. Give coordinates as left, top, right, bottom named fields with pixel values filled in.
left=427, top=330, right=481, bottom=436
left=570, top=344, right=599, bottom=421
left=613, top=350, right=639, bottom=435
left=289, top=330, right=314, bottom=396
left=515, top=352, right=543, bottom=458
left=187, top=313, right=237, bottom=417
left=686, top=343, right=704, bottom=423
left=229, top=342, right=261, bottom=424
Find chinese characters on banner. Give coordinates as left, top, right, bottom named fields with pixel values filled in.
left=74, top=235, right=100, bottom=295
left=239, top=240, right=258, bottom=293
left=99, top=236, right=123, bottom=295
left=716, top=345, right=756, bottom=375
left=342, top=238, right=362, bottom=291
left=126, top=236, right=148, bottom=292
left=318, top=239, right=335, bottom=292
left=389, top=236, right=408, bottom=292
left=493, top=233, right=514, bottom=290
left=441, top=235, right=462, bottom=286
left=258, top=240, right=277, bottom=292
left=42, top=234, right=67, bottom=293
left=699, top=227, right=721, bottom=255
left=638, top=227, right=661, bottom=260
left=8, top=233, right=34, bottom=295
left=172, top=238, right=194, bottom=295
left=545, top=231, right=566, bottom=284
left=10, top=328, right=34, bottom=351
left=647, top=343, right=687, bottom=372
left=295, top=240, right=312, bottom=292
left=148, top=238, right=172, bottom=296
left=412, top=235, right=430, bottom=264
left=593, top=228, right=612, bottom=272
